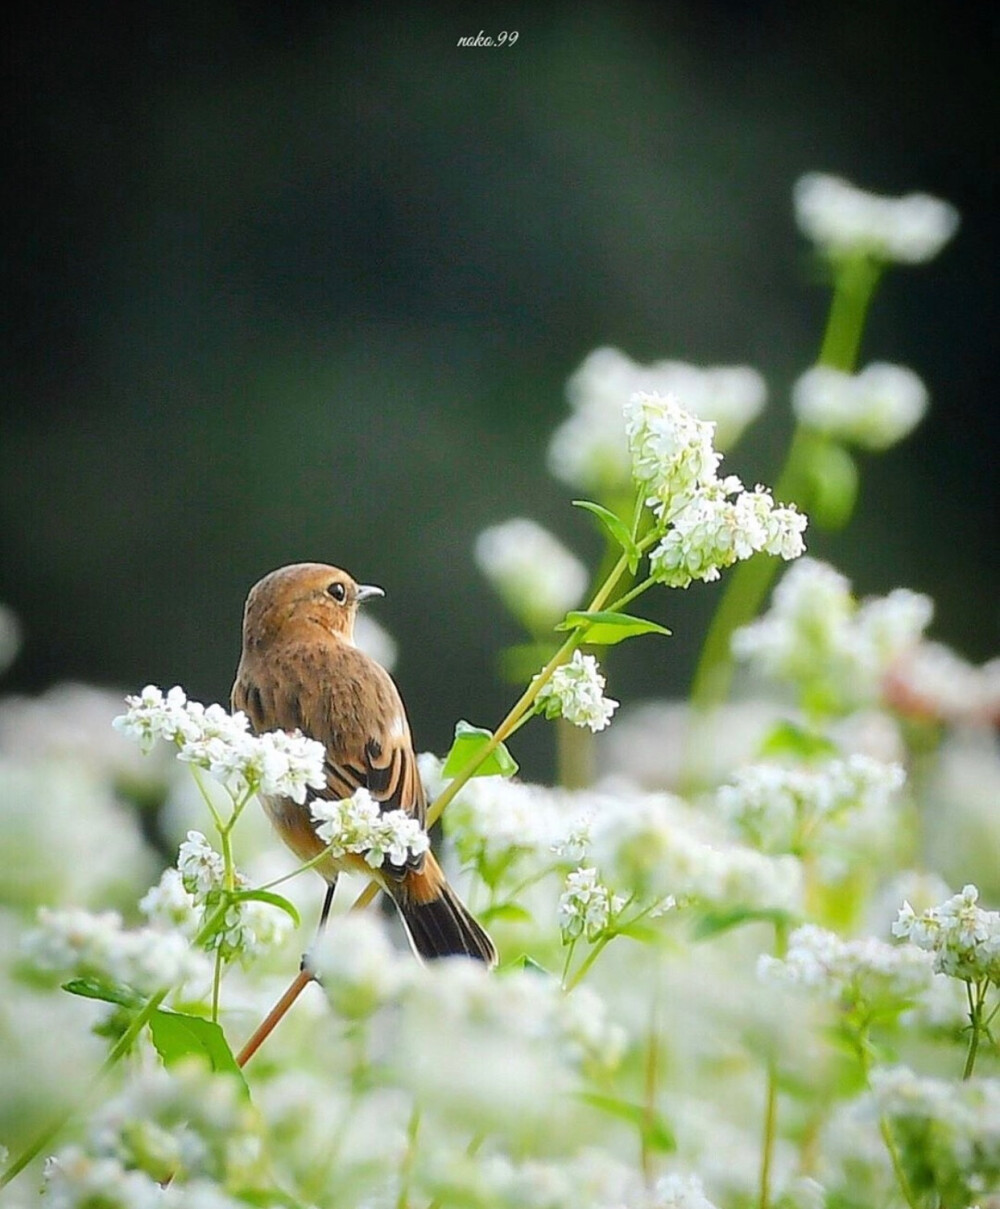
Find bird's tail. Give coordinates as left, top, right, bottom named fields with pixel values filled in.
left=390, top=852, right=497, bottom=966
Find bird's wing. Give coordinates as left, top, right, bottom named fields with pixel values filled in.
left=232, top=640, right=427, bottom=877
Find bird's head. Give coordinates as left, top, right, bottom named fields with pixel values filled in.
left=242, top=563, right=384, bottom=647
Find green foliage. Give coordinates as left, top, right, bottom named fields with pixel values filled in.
left=442, top=719, right=520, bottom=779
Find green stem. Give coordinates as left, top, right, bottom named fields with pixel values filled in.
left=963, top=979, right=989, bottom=1080
left=757, top=919, right=788, bottom=1209
left=854, top=1024, right=919, bottom=1209
left=427, top=547, right=633, bottom=830
left=688, top=255, right=882, bottom=718
left=395, top=1103, right=421, bottom=1209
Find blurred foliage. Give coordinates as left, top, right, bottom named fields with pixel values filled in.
left=3, top=2, right=997, bottom=780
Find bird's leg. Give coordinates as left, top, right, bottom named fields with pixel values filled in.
left=301, top=876, right=338, bottom=973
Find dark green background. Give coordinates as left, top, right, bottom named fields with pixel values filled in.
left=4, top=3, right=997, bottom=778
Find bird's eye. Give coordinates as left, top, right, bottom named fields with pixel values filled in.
left=326, top=581, right=347, bottom=602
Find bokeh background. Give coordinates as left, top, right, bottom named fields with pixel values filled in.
left=4, top=2, right=997, bottom=781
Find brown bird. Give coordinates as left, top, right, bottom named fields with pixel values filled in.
left=231, top=562, right=497, bottom=966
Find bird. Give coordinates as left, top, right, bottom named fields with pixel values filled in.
left=231, top=562, right=497, bottom=966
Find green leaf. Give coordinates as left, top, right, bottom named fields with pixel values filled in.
left=479, top=902, right=534, bottom=925
left=613, top=921, right=660, bottom=944
left=442, top=720, right=519, bottom=779
left=229, top=888, right=301, bottom=928
left=149, top=1009, right=249, bottom=1095
left=517, top=955, right=552, bottom=976
left=692, top=907, right=794, bottom=941
left=62, top=977, right=144, bottom=1010
left=578, top=1093, right=676, bottom=1153
left=555, top=610, right=671, bottom=645
left=806, top=441, right=858, bottom=530
left=759, top=720, right=838, bottom=762
left=572, top=500, right=640, bottom=573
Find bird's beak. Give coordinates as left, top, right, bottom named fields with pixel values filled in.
left=354, top=583, right=385, bottom=604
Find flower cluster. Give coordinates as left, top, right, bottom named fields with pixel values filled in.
left=141, top=831, right=293, bottom=963
left=113, top=685, right=326, bottom=803
left=625, top=393, right=806, bottom=588
left=474, top=517, right=588, bottom=632
left=43, top=1061, right=265, bottom=1203
left=559, top=865, right=625, bottom=942
left=310, top=787, right=429, bottom=870
left=893, top=884, right=1000, bottom=984
left=758, top=924, right=935, bottom=1011
left=793, top=172, right=959, bottom=264
left=535, top=650, right=619, bottom=732
left=732, top=558, right=933, bottom=714
left=867, top=1066, right=1000, bottom=1198
left=717, top=754, right=906, bottom=868
left=792, top=362, right=928, bottom=451
left=22, top=905, right=210, bottom=996
left=548, top=347, right=766, bottom=493
left=883, top=640, right=1000, bottom=727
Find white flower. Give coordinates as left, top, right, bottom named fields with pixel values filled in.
left=733, top=558, right=933, bottom=713
left=558, top=866, right=624, bottom=942
left=112, top=684, right=192, bottom=753
left=718, top=755, right=906, bottom=873
left=586, top=789, right=804, bottom=914
left=883, top=641, right=1000, bottom=727
left=308, top=913, right=410, bottom=1018
left=310, top=787, right=429, bottom=870
left=23, top=906, right=210, bottom=995
left=624, top=391, right=722, bottom=515
left=893, top=884, right=1000, bottom=984
left=648, top=483, right=806, bottom=588
left=142, top=832, right=292, bottom=963
left=652, top=1173, right=721, bottom=1209
left=548, top=349, right=767, bottom=492
left=42, top=1150, right=166, bottom=1209
left=794, top=173, right=959, bottom=264
left=474, top=517, right=588, bottom=632
left=758, top=924, right=935, bottom=1009
left=114, top=685, right=327, bottom=803
left=535, top=650, right=619, bottom=732
left=793, top=363, right=928, bottom=450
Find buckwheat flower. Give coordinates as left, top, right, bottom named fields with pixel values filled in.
left=548, top=349, right=767, bottom=492
left=865, top=1066, right=1000, bottom=1196
left=535, top=650, right=619, bottom=732
left=793, top=362, right=928, bottom=450
left=195, top=726, right=327, bottom=804
left=307, top=913, right=410, bottom=1018
left=893, top=884, right=1000, bottom=984
left=113, top=684, right=191, bottom=753
left=310, top=787, right=429, bottom=869
left=884, top=640, right=1000, bottom=727
left=80, top=1061, right=264, bottom=1192
left=758, top=924, right=935, bottom=1012
left=625, top=391, right=722, bottom=514
left=42, top=1150, right=166, bottom=1209
left=651, top=1173, right=721, bottom=1209
left=649, top=484, right=806, bottom=588
left=559, top=984, right=627, bottom=1070
left=794, top=172, right=959, bottom=264
left=177, top=830, right=226, bottom=898
left=474, top=517, right=588, bottom=632
left=733, top=558, right=933, bottom=713
left=558, top=865, right=624, bottom=942
left=144, top=832, right=292, bottom=963
left=23, top=906, right=210, bottom=995
left=718, top=755, right=905, bottom=866
left=138, top=866, right=200, bottom=935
